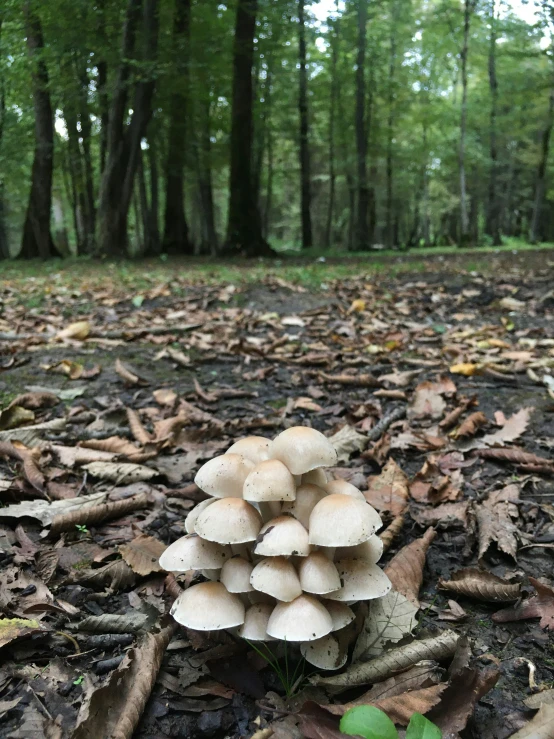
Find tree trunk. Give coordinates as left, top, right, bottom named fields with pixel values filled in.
left=97, top=0, right=160, bottom=257
left=298, top=0, right=312, bottom=248
left=324, top=13, right=338, bottom=250
left=529, top=72, right=554, bottom=244
left=195, top=97, right=218, bottom=254
left=78, top=65, right=96, bottom=247
left=96, top=0, right=109, bottom=174
left=485, top=0, right=501, bottom=245
left=163, top=0, right=191, bottom=254
left=0, top=17, right=8, bottom=258
left=385, top=4, right=397, bottom=249
left=355, top=0, right=369, bottom=250
left=458, top=0, right=473, bottom=246
left=225, top=0, right=272, bottom=256
left=20, top=3, right=57, bottom=259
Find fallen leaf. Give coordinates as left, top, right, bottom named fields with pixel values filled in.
left=353, top=589, right=418, bottom=661
left=439, top=568, right=521, bottom=602
left=57, top=320, right=91, bottom=340
left=372, top=684, right=446, bottom=726
left=449, top=362, right=481, bottom=376
left=82, top=461, right=157, bottom=484
left=328, top=425, right=368, bottom=462
left=524, top=689, right=554, bottom=709
left=115, top=358, right=149, bottom=386
left=49, top=492, right=149, bottom=535
left=0, top=405, right=35, bottom=430
left=296, top=702, right=355, bottom=739
left=384, top=528, right=436, bottom=607
left=8, top=391, right=59, bottom=409
left=127, top=407, right=153, bottom=444
left=477, top=407, right=533, bottom=449
left=75, top=612, right=150, bottom=634
left=508, top=704, right=554, bottom=738
left=476, top=484, right=520, bottom=561
left=493, top=577, right=554, bottom=630
left=0, top=417, right=66, bottom=445
left=119, top=534, right=167, bottom=576
left=0, top=617, right=45, bottom=647
left=153, top=388, right=178, bottom=406
left=0, top=491, right=108, bottom=525
left=409, top=381, right=447, bottom=419
left=366, top=458, right=409, bottom=515
left=452, top=411, right=488, bottom=439
left=42, top=359, right=85, bottom=380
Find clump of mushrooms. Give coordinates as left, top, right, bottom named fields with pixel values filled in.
left=160, top=427, right=391, bottom=671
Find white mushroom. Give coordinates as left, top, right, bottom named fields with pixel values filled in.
left=194, top=454, right=255, bottom=498
left=226, top=436, right=271, bottom=464
left=243, top=459, right=296, bottom=502
left=325, top=558, right=392, bottom=601
left=250, top=557, right=302, bottom=602
left=269, top=427, right=337, bottom=474
left=170, top=581, right=245, bottom=630
left=185, top=498, right=215, bottom=534
left=254, top=515, right=310, bottom=557
left=159, top=534, right=231, bottom=572
left=266, top=595, right=333, bottom=641
left=281, top=483, right=327, bottom=529
left=309, top=494, right=382, bottom=547
left=298, top=552, right=341, bottom=594
left=335, top=535, right=384, bottom=564
left=239, top=603, right=274, bottom=641
left=300, top=634, right=347, bottom=670
left=195, top=498, right=263, bottom=544
left=324, top=478, right=366, bottom=501
left=302, top=468, right=328, bottom=487
left=220, top=557, right=254, bottom=593
left=319, top=600, right=356, bottom=631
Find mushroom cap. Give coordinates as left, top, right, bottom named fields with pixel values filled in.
left=254, top=515, right=310, bottom=557
left=226, top=436, right=271, bottom=464
left=195, top=498, right=263, bottom=544
left=298, top=552, right=341, bottom=594
left=243, top=459, right=296, bottom=502
left=300, top=634, right=347, bottom=670
left=335, top=535, right=384, bottom=564
left=250, top=557, right=302, bottom=602
left=325, top=479, right=366, bottom=501
left=220, top=556, right=254, bottom=593
left=309, top=494, right=382, bottom=547
left=185, top=498, right=215, bottom=534
left=266, top=595, right=333, bottom=641
left=302, top=468, right=328, bottom=487
left=170, top=581, right=245, bottom=630
left=159, top=534, right=231, bottom=572
left=238, top=603, right=274, bottom=641
left=269, top=427, right=338, bottom=474
left=319, top=600, right=356, bottom=631
left=281, top=483, right=327, bottom=529
left=194, top=454, right=255, bottom=498
left=201, top=568, right=220, bottom=581
left=325, top=558, right=392, bottom=601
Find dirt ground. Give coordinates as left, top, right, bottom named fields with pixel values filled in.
left=0, top=252, right=553, bottom=738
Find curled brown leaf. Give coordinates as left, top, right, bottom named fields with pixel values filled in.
left=439, top=568, right=521, bottom=603
left=385, top=528, right=436, bottom=607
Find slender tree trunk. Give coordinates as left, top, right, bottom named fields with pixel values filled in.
left=148, top=138, right=160, bottom=253
left=355, top=0, right=369, bottom=250
left=385, top=4, right=397, bottom=249
left=262, top=65, right=274, bottom=241
left=225, top=0, right=272, bottom=255
left=529, top=71, right=554, bottom=244
left=458, top=0, right=473, bottom=246
left=97, top=0, right=109, bottom=174
left=78, top=65, right=96, bottom=247
left=195, top=98, right=218, bottom=254
left=485, top=0, right=501, bottom=245
left=325, top=13, right=338, bottom=249
left=163, top=0, right=191, bottom=253
left=21, top=2, right=57, bottom=259
left=298, top=0, right=313, bottom=248
left=0, top=17, right=8, bottom=258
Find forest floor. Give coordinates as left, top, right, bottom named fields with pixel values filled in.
left=0, top=249, right=553, bottom=738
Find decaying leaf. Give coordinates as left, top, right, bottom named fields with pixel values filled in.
left=384, top=528, right=436, bottom=607
left=328, top=425, right=368, bottom=462
left=0, top=491, right=108, bottom=525
left=476, top=484, right=520, bottom=561
left=68, top=559, right=137, bottom=592
left=75, top=612, right=150, bottom=634
left=452, top=411, right=487, bottom=439
left=353, top=589, right=418, bottom=661
left=524, top=689, right=554, bottom=709
left=311, top=630, right=458, bottom=689
left=409, top=377, right=456, bottom=419
left=493, top=577, right=554, bottom=630
left=49, top=493, right=149, bottom=535
left=508, top=704, right=554, bottom=739
left=0, top=405, right=35, bottom=430
left=0, top=417, right=66, bottom=445
left=439, top=568, right=521, bottom=603
left=295, top=702, right=353, bottom=739
left=8, top=391, right=59, bottom=410
left=115, top=358, right=149, bottom=386
left=126, top=407, right=153, bottom=444
left=366, top=458, right=409, bottom=515
left=479, top=406, right=533, bottom=448
left=82, top=461, right=157, bottom=484
left=57, top=320, right=91, bottom=341
left=0, top=617, right=46, bottom=647
left=119, top=534, right=167, bottom=576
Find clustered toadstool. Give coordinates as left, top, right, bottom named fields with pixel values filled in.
left=160, top=426, right=391, bottom=671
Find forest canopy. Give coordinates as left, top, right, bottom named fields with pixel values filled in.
left=1, top=0, right=554, bottom=259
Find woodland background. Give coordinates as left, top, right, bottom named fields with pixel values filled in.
left=2, top=0, right=554, bottom=260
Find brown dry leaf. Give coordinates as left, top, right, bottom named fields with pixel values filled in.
left=56, top=320, right=91, bottom=341
left=475, top=446, right=554, bottom=470
left=353, top=589, right=418, bottom=660
left=42, top=359, right=85, bottom=380
left=366, top=458, right=409, bottom=515
left=153, top=388, right=178, bottom=406
left=8, top=391, right=59, bottom=410
left=82, top=461, right=157, bottom=484
left=0, top=617, right=46, bottom=647
left=51, top=444, right=116, bottom=467
left=319, top=372, right=380, bottom=387
left=409, top=459, right=462, bottom=505
left=493, top=577, right=554, bottom=630
left=0, top=417, right=66, bottom=445
left=75, top=612, right=149, bottom=634
left=49, top=492, right=149, bottom=535
left=310, top=630, right=458, bottom=689
left=379, top=514, right=405, bottom=552
left=73, top=622, right=174, bottom=739
left=378, top=369, right=421, bottom=387
left=410, top=501, right=469, bottom=527
left=439, top=568, right=521, bottom=602
left=0, top=490, right=108, bottom=525
left=449, top=362, right=481, bottom=376
left=384, top=528, right=436, bottom=607
left=0, top=405, right=35, bottom=430
left=453, top=411, right=488, bottom=439
left=81, top=436, right=143, bottom=457
left=69, top=560, right=136, bottom=593
left=22, top=453, right=45, bottom=493
left=524, top=689, right=554, bottom=709
left=35, top=549, right=59, bottom=583
left=127, top=408, right=153, bottom=444
left=479, top=407, right=533, bottom=448
left=295, top=702, right=353, bottom=739
left=328, top=425, right=368, bottom=462
left=293, top=397, right=322, bottom=412
left=115, top=358, right=149, bottom=386
left=438, top=600, right=468, bottom=622
left=476, top=484, right=520, bottom=561
left=409, top=376, right=456, bottom=420
left=119, top=534, right=167, bottom=576
left=439, top=396, right=476, bottom=430
left=153, top=412, right=188, bottom=442
left=508, top=704, right=554, bottom=739
left=372, top=683, right=447, bottom=726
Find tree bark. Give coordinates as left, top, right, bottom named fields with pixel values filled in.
left=298, top=0, right=312, bottom=248
left=225, top=0, right=272, bottom=256
left=96, top=0, right=109, bottom=174
left=0, top=16, right=8, bottom=258
left=196, top=99, right=218, bottom=254
left=324, top=11, right=339, bottom=250
left=385, top=2, right=397, bottom=249
left=529, top=69, right=554, bottom=244
left=20, top=2, right=57, bottom=259
left=163, top=0, right=191, bottom=254
left=485, top=0, right=501, bottom=245
left=355, top=0, right=369, bottom=250
left=458, top=0, right=474, bottom=246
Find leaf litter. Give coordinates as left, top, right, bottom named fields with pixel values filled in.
left=0, top=263, right=553, bottom=737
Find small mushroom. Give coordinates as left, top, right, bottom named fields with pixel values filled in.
left=254, top=515, right=310, bottom=557
left=195, top=498, right=263, bottom=544
left=250, top=556, right=302, bottom=602
left=335, top=535, right=384, bottom=564
left=170, top=581, right=245, bottom=630
left=159, top=533, right=232, bottom=572
left=298, top=552, right=341, bottom=594
left=194, top=454, right=255, bottom=498
left=220, top=557, right=254, bottom=593
left=324, top=478, right=366, bottom=501
left=239, top=603, right=274, bottom=641
left=269, top=426, right=338, bottom=474
left=300, top=634, right=347, bottom=670
left=325, top=558, right=392, bottom=601
left=309, top=494, right=382, bottom=547
left=185, top=498, right=215, bottom=534
left=302, top=468, right=328, bottom=487
left=243, top=459, right=296, bottom=502
left=226, top=436, right=271, bottom=464
left=319, top=600, right=356, bottom=631
left=281, top=483, right=327, bottom=529
left=266, top=595, right=333, bottom=641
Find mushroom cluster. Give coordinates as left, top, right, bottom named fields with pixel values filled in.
left=160, top=426, right=391, bottom=670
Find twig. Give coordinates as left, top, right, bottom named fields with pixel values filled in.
left=367, top=406, right=406, bottom=441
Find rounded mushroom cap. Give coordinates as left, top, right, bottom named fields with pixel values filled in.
left=309, top=494, right=382, bottom=547
left=226, top=436, right=271, bottom=464
left=266, top=595, right=333, bottom=641
left=159, top=534, right=231, bottom=572
left=250, top=557, right=302, bottom=602
left=302, top=468, right=328, bottom=487
left=254, top=515, right=310, bottom=557
left=170, top=581, right=245, bottom=630
left=243, top=459, right=296, bottom=502
left=335, top=535, right=384, bottom=564
left=281, top=483, right=327, bottom=529
left=298, top=552, right=341, bottom=594
left=194, top=454, right=255, bottom=498
left=300, top=634, right=347, bottom=670
left=201, top=568, right=220, bottom=581
left=220, top=557, right=254, bottom=593
left=238, top=603, right=274, bottom=641
left=325, top=558, right=392, bottom=601
left=319, top=600, right=356, bottom=631
left=325, top=479, right=366, bottom=501
left=269, top=427, right=338, bottom=475
left=185, top=498, right=215, bottom=534
left=195, top=498, right=263, bottom=544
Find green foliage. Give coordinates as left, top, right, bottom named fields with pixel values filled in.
left=340, top=706, right=441, bottom=739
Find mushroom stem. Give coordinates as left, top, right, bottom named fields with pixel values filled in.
left=231, top=543, right=251, bottom=559
left=258, top=502, right=281, bottom=522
